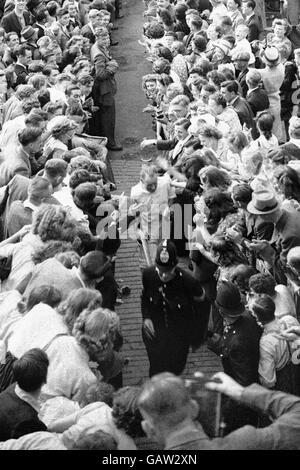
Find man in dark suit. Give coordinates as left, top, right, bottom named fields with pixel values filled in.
left=245, top=69, right=270, bottom=116
left=242, top=0, right=261, bottom=42
left=0, top=349, right=48, bottom=441
left=1, top=0, right=31, bottom=36
left=220, top=80, right=254, bottom=132
left=92, top=27, right=122, bottom=150
left=13, top=44, right=31, bottom=87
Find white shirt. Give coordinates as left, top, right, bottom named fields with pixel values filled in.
left=210, top=3, right=228, bottom=24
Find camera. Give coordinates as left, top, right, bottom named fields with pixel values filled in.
left=185, top=374, right=225, bottom=438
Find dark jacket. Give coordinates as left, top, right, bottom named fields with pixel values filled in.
left=1, top=10, right=31, bottom=36
left=246, top=87, right=270, bottom=117
left=231, top=95, right=255, bottom=131
left=236, top=68, right=249, bottom=98
left=92, top=47, right=117, bottom=106
left=245, top=13, right=260, bottom=42
left=0, top=384, right=46, bottom=441
left=218, top=312, right=261, bottom=386
left=271, top=209, right=300, bottom=263
left=14, top=63, right=29, bottom=87
left=81, top=23, right=95, bottom=44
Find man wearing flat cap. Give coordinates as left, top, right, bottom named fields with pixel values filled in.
left=141, top=240, right=208, bottom=377
left=209, top=280, right=261, bottom=432
left=246, top=189, right=300, bottom=283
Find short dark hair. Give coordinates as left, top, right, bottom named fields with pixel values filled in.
left=18, top=126, right=43, bottom=146
left=209, top=92, right=227, bottom=109
left=13, top=349, right=49, bottom=392
left=244, top=0, right=256, bottom=10
left=249, top=273, right=276, bottom=296
left=251, top=294, right=275, bottom=324
left=44, top=158, right=68, bottom=178
left=221, top=80, right=239, bottom=94
left=231, top=183, right=253, bottom=204
left=80, top=251, right=110, bottom=280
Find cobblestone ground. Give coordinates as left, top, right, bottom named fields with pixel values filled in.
left=109, top=0, right=221, bottom=386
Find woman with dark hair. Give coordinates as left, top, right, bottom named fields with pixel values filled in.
left=203, top=188, right=239, bottom=235
left=157, top=8, right=174, bottom=32
left=248, top=112, right=278, bottom=158
left=273, top=165, right=300, bottom=211
left=173, top=3, right=189, bottom=38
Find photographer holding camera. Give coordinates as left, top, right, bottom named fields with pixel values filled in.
left=137, top=371, right=300, bottom=450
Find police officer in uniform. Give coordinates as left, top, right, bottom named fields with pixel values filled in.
left=141, top=240, right=208, bottom=377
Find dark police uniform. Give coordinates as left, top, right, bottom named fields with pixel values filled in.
left=141, top=240, right=207, bottom=377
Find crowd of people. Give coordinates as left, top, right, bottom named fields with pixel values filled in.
left=0, top=0, right=299, bottom=452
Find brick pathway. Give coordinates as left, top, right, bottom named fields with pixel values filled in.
left=110, top=0, right=221, bottom=386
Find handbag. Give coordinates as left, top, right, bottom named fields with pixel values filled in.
left=0, top=255, right=12, bottom=281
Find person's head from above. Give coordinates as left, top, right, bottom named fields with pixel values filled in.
left=72, top=306, right=119, bottom=362
left=73, top=182, right=97, bottom=211
left=157, top=7, right=173, bottom=28
left=78, top=250, right=112, bottom=286
left=43, top=65, right=60, bottom=85
left=192, top=33, right=207, bottom=53
left=156, top=72, right=173, bottom=93
left=18, top=126, right=44, bottom=155
left=43, top=158, right=68, bottom=189
left=207, top=70, right=226, bottom=89
left=208, top=92, right=227, bottom=116
left=68, top=169, right=92, bottom=191
left=245, top=68, right=261, bottom=90
left=230, top=264, right=258, bottom=300
left=27, top=73, right=48, bottom=91
left=169, top=94, right=190, bottom=118
left=240, top=0, right=255, bottom=16
left=152, top=57, right=171, bottom=75
left=256, top=111, right=274, bottom=140
left=14, top=0, right=27, bottom=15
left=163, top=31, right=177, bottom=49
left=227, top=131, right=249, bottom=155
left=47, top=115, right=77, bottom=143
left=65, top=429, right=117, bottom=450
left=80, top=380, right=114, bottom=408
left=235, top=23, right=249, bottom=42
left=227, top=0, right=241, bottom=11
left=32, top=204, right=77, bottom=243
left=289, top=116, right=300, bottom=140
left=210, top=234, right=247, bottom=267
left=247, top=293, right=275, bottom=328
left=187, top=14, right=203, bottom=32
left=6, top=32, right=19, bottom=50
left=21, top=96, right=41, bottom=116
left=272, top=18, right=288, bottom=39
left=203, top=188, right=236, bottom=220
left=27, top=175, right=53, bottom=205
left=112, top=386, right=144, bottom=439
left=21, top=284, right=62, bottom=313
left=219, top=15, right=233, bottom=35
left=198, top=165, right=231, bottom=191
left=156, top=45, right=173, bottom=63
left=242, top=149, right=263, bottom=176
left=55, top=250, right=80, bottom=269
left=155, top=240, right=178, bottom=283
left=47, top=0, right=59, bottom=17
left=35, top=7, right=48, bottom=25
left=15, top=44, right=32, bottom=67
left=140, top=164, right=158, bottom=194
left=88, top=8, right=102, bottom=27
left=248, top=273, right=277, bottom=312
left=215, top=280, right=245, bottom=322
left=199, top=125, right=223, bottom=150
left=268, top=147, right=291, bottom=170
left=57, top=7, right=70, bottom=26
left=174, top=117, right=191, bottom=141
left=233, top=51, right=250, bottom=71
left=137, top=372, right=199, bottom=446
left=273, top=165, right=300, bottom=203
left=287, top=247, right=300, bottom=280
left=247, top=189, right=282, bottom=223
left=13, top=348, right=49, bottom=395
left=170, top=40, right=185, bottom=57
left=206, top=23, right=222, bottom=41
left=174, top=2, right=188, bottom=20
left=95, top=26, right=110, bottom=49
left=231, top=182, right=253, bottom=209
left=220, top=80, right=239, bottom=103
left=58, top=287, right=103, bottom=333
